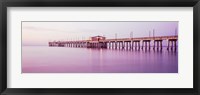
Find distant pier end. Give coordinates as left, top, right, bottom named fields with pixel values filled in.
left=49, top=35, right=178, bottom=51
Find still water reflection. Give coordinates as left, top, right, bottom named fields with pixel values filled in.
left=22, top=46, right=178, bottom=73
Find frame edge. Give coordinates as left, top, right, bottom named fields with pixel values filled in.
left=1, top=0, right=200, bottom=95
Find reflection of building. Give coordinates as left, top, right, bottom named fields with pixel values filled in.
left=90, top=36, right=106, bottom=41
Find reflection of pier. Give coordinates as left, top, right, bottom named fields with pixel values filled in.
left=49, top=36, right=178, bottom=51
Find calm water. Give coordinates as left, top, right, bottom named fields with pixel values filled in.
left=22, top=46, right=178, bottom=73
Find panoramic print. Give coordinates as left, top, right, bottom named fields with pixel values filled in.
left=22, top=21, right=178, bottom=73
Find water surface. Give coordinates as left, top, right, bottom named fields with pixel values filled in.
left=22, top=46, right=178, bottom=73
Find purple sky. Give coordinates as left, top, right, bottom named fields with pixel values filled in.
left=22, top=21, right=178, bottom=46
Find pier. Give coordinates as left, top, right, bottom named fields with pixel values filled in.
left=49, top=35, right=178, bottom=51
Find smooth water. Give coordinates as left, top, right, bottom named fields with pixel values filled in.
left=22, top=46, right=178, bottom=73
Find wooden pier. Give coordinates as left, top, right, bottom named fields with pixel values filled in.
left=49, top=36, right=178, bottom=51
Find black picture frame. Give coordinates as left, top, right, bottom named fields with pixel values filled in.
left=0, top=0, right=200, bottom=95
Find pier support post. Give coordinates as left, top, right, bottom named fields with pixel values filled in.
left=122, top=41, right=124, bottom=49
left=138, top=42, right=140, bottom=50
left=126, top=42, right=128, bottom=50
left=167, top=40, right=169, bottom=50
left=148, top=41, right=151, bottom=50
left=135, top=42, right=137, bottom=50
left=119, top=42, right=121, bottom=49
left=171, top=41, right=173, bottom=50
left=160, top=41, right=163, bottom=50
left=115, top=42, right=117, bottom=49
left=110, top=42, right=113, bottom=49
left=157, top=41, right=159, bottom=50
left=132, top=41, right=134, bottom=50
left=120, top=42, right=122, bottom=49
left=142, top=42, right=143, bottom=50
left=109, top=42, right=111, bottom=49
left=145, top=41, right=147, bottom=50
left=174, top=40, right=177, bottom=51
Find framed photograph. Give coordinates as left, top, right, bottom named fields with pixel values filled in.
left=0, top=0, right=200, bottom=95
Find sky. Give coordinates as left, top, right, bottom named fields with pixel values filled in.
left=22, top=21, right=178, bottom=46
